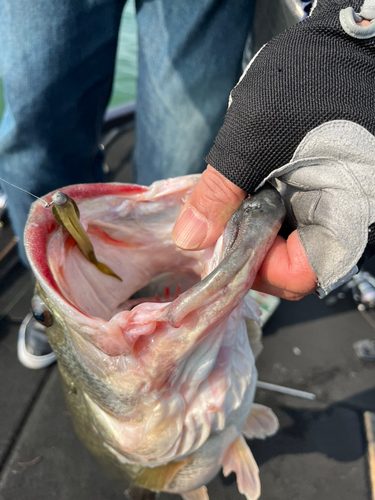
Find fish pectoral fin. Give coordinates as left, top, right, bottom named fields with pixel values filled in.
left=242, top=403, right=279, bottom=440
left=222, top=435, right=260, bottom=500
left=181, top=485, right=209, bottom=500
left=135, top=458, right=189, bottom=492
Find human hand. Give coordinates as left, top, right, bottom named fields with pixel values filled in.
left=172, top=166, right=317, bottom=300
left=173, top=0, right=375, bottom=299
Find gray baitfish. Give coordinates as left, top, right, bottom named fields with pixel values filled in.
left=24, top=175, right=285, bottom=500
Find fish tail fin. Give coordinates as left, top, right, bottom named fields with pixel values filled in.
left=222, top=435, right=260, bottom=500
left=242, top=403, right=279, bottom=440
left=181, top=485, right=209, bottom=500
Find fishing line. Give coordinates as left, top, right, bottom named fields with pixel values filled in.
left=0, top=176, right=53, bottom=208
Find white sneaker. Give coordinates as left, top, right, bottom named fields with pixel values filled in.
left=17, top=312, right=56, bottom=369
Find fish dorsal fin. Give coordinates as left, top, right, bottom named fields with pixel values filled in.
left=222, top=435, right=260, bottom=500
left=242, top=403, right=279, bottom=440
left=181, top=485, right=209, bottom=500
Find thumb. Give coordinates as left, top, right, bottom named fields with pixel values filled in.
left=172, top=165, right=246, bottom=250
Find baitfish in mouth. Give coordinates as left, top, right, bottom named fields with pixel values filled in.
left=24, top=175, right=285, bottom=500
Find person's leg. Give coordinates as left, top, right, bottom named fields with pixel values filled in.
left=134, top=0, right=256, bottom=185
left=0, top=0, right=125, bottom=265
left=0, top=0, right=125, bottom=369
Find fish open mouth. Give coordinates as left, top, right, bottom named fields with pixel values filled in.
left=25, top=177, right=204, bottom=323
left=25, top=178, right=284, bottom=361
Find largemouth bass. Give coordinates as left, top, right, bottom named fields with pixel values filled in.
left=24, top=175, right=285, bottom=500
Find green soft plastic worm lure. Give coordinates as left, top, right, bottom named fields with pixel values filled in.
left=51, top=191, right=122, bottom=281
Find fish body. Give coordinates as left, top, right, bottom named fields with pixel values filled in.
left=25, top=176, right=285, bottom=499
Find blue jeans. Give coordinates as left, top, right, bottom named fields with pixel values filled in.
left=0, top=0, right=256, bottom=265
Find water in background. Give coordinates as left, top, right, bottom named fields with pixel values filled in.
left=109, top=1, right=137, bottom=108
left=0, top=1, right=137, bottom=120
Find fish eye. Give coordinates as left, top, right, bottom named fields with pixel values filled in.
left=31, top=295, right=53, bottom=327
